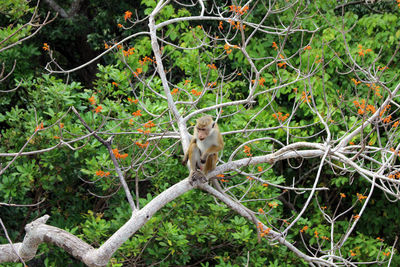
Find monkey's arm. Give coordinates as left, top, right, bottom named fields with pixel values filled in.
left=200, top=139, right=224, bottom=163
left=182, top=138, right=197, bottom=165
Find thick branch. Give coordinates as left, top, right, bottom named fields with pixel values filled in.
left=0, top=215, right=94, bottom=263
left=198, top=184, right=335, bottom=266
left=44, top=0, right=83, bottom=18
left=0, top=178, right=194, bottom=266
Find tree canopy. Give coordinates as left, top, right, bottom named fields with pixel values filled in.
left=1, top=0, right=400, bottom=266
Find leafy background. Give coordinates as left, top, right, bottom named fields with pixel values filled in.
left=1, top=0, right=400, bottom=266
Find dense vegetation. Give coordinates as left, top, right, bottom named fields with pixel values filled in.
left=1, top=0, right=400, bottom=266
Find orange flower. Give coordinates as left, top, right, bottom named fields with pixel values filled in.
left=118, top=23, right=123, bottom=28
left=224, top=43, right=232, bottom=54
left=123, top=47, right=135, bottom=57
left=229, top=5, right=249, bottom=15
left=350, top=250, right=356, bottom=257
left=35, top=122, right=44, bottom=131
left=260, top=227, right=271, bottom=237
left=208, top=82, right=217, bottom=88
left=258, top=208, right=264, bottom=214
left=262, top=183, right=268, bottom=187
left=353, top=99, right=366, bottom=114
left=132, top=110, right=142, bottom=117
left=314, top=230, right=319, bottom=238
left=112, top=148, right=128, bottom=159
left=366, top=104, right=376, bottom=113
left=96, top=170, right=111, bottom=177
left=383, top=251, right=390, bottom=257
left=379, top=104, right=391, bottom=117
left=144, top=120, right=156, bottom=128
left=353, top=214, right=360, bottom=220
left=135, top=141, right=149, bottom=148
left=376, top=237, right=384, bottom=242
left=272, top=41, right=278, bottom=50
left=255, top=77, right=266, bottom=86
left=340, top=193, right=346, bottom=198
left=43, top=43, right=50, bottom=51
left=139, top=56, right=154, bottom=65
left=258, top=166, right=263, bottom=172
left=272, top=112, right=290, bottom=122
left=60, top=123, right=64, bottom=128
left=53, top=136, right=60, bottom=139
left=124, top=11, right=132, bottom=21
left=95, top=105, right=103, bottom=113
left=118, top=153, right=128, bottom=159
left=191, top=89, right=201, bottom=96
left=89, top=96, right=96, bottom=105
left=277, top=62, right=286, bottom=68
left=268, top=202, right=278, bottom=208
left=351, top=78, right=361, bottom=86
left=171, top=88, right=179, bottom=95
left=382, top=115, right=392, bottom=124
left=301, top=91, right=311, bottom=103
left=393, top=121, right=399, bottom=128
left=218, top=21, right=223, bottom=30
left=356, top=193, right=366, bottom=202
left=243, top=145, right=252, bottom=156
left=207, top=64, right=217, bottom=69
left=357, top=45, right=372, bottom=57
left=300, top=226, right=308, bottom=233
left=304, top=45, right=312, bottom=50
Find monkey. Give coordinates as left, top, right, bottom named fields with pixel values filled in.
left=182, top=116, right=265, bottom=242
left=182, top=115, right=224, bottom=184
left=182, top=116, right=263, bottom=241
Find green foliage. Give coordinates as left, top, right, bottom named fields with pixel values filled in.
left=2, top=1, right=400, bottom=266
left=0, top=0, right=32, bottom=19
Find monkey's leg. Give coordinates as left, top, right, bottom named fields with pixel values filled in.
left=200, top=144, right=223, bottom=163
left=188, top=144, right=200, bottom=169
left=187, top=144, right=207, bottom=185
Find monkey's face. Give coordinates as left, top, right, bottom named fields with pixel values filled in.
left=196, top=116, right=214, bottom=140
left=197, top=127, right=210, bottom=141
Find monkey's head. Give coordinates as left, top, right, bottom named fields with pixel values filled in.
left=196, top=115, right=215, bottom=141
